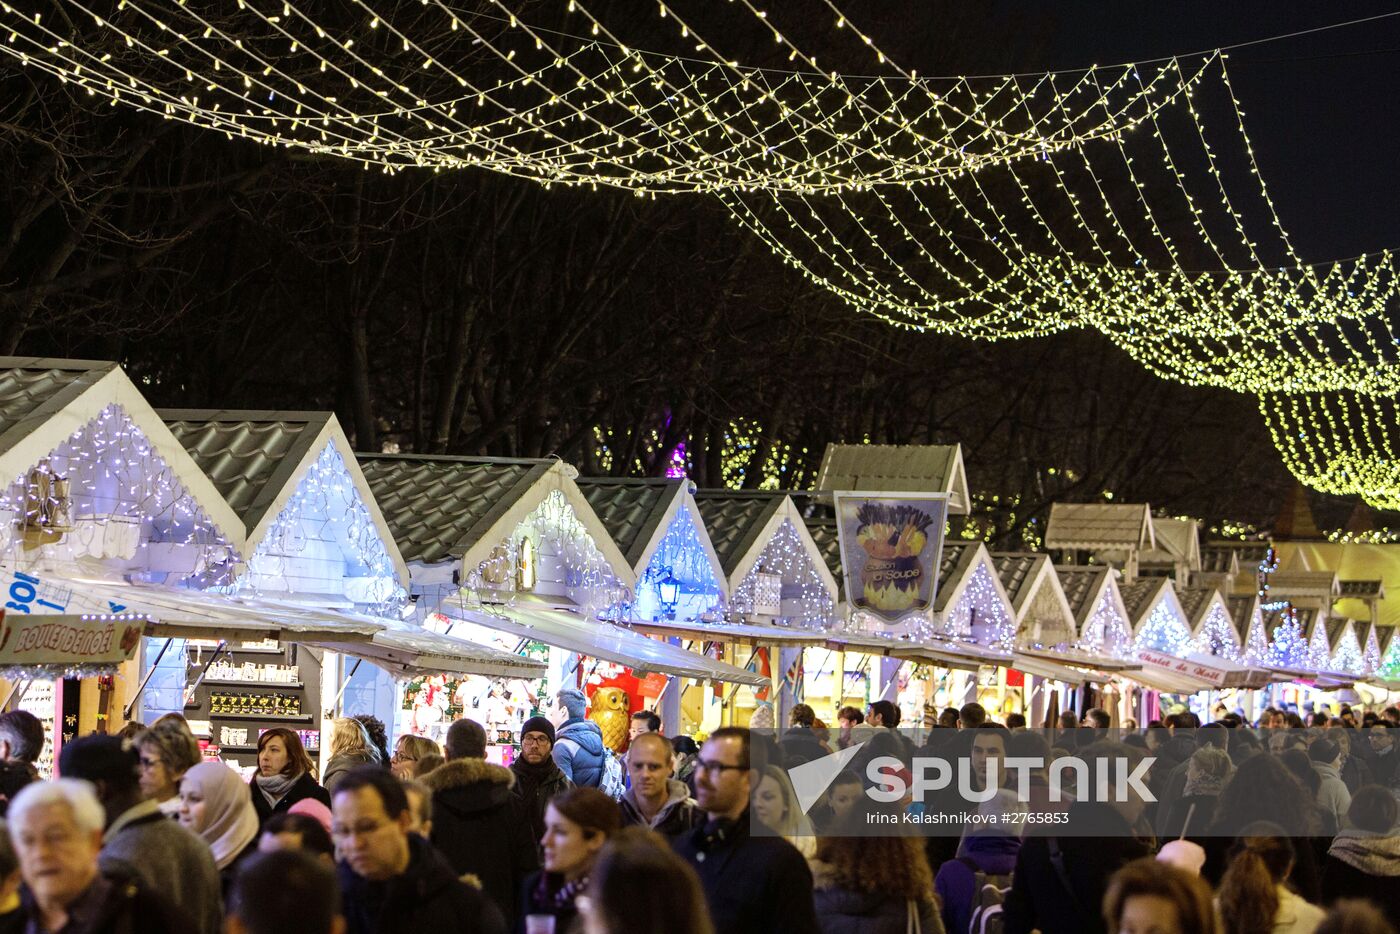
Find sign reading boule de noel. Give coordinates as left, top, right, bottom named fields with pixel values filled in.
left=0, top=610, right=144, bottom=667
left=833, top=492, right=949, bottom=634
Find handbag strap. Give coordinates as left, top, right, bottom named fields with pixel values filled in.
left=906, top=897, right=921, bottom=934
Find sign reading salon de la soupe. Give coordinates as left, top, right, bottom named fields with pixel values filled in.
left=833, top=492, right=948, bottom=633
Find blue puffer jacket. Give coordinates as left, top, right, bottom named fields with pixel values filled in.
left=552, top=718, right=606, bottom=788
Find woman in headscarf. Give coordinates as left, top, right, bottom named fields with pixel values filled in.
left=248, top=727, right=330, bottom=829
left=179, top=761, right=260, bottom=889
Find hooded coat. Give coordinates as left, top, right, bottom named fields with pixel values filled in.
left=1323, top=831, right=1400, bottom=926
left=934, top=832, right=1020, bottom=934
left=552, top=718, right=607, bottom=788
left=809, top=857, right=942, bottom=934
left=420, top=757, right=539, bottom=926
left=618, top=779, right=703, bottom=837
left=338, top=831, right=506, bottom=934
left=1311, top=761, right=1352, bottom=832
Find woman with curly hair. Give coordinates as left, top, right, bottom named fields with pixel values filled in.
left=809, top=817, right=943, bottom=934
left=1104, top=858, right=1218, bottom=934
left=136, top=720, right=202, bottom=816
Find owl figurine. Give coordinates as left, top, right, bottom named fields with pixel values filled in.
left=588, top=687, right=631, bottom=751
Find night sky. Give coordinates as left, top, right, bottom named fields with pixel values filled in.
left=902, top=1, right=1400, bottom=261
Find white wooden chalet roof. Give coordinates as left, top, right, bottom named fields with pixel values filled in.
left=1044, top=503, right=1155, bottom=551
left=813, top=444, right=970, bottom=515
left=0, top=357, right=245, bottom=551
left=1138, top=518, right=1202, bottom=571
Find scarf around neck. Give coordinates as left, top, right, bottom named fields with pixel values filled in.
left=255, top=770, right=302, bottom=807
left=1329, top=830, right=1400, bottom=876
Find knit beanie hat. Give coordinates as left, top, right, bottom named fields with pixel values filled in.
left=521, top=716, right=556, bottom=745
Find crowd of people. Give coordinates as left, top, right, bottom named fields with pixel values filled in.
left=0, top=691, right=1396, bottom=933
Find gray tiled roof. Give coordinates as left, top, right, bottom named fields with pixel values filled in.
left=160, top=410, right=329, bottom=534
left=575, top=478, right=681, bottom=572
left=1045, top=503, right=1153, bottom=550
left=1207, top=541, right=1272, bottom=567
left=0, top=358, right=117, bottom=458
left=935, top=541, right=980, bottom=612
left=1326, top=618, right=1351, bottom=647
left=1176, top=586, right=1217, bottom=626
left=693, top=491, right=787, bottom=577
left=1118, top=578, right=1166, bottom=623
left=358, top=454, right=552, bottom=565
left=991, top=553, right=1043, bottom=608
left=1055, top=566, right=1111, bottom=621
left=1340, top=580, right=1386, bottom=600
left=1378, top=625, right=1396, bottom=660
left=802, top=515, right=844, bottom=596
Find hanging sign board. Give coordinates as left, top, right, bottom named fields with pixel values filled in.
left=833, top=492, right=949, bottom=634
left=0, top=611, right=144, bottom=667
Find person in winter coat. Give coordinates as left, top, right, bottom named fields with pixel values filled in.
left=323, top=718, right=383, bottom=795
left=520, top=788, right=620, bottom=934
left=1160, top=746, right=1232, bottom=842
left=672, top=735, right=700, bottom=797
left=618, top=733, right=700, bottom=837
left=58, top=735, right=223, bottom=934
left=1328, top=729, right=1375, bottom=794
left=673, top=727, right=820, bottom=934
left=249, top=728, right=331, bottom=828
left=1367, top=726, right=1399, bottom=788
left=1203, top=753, right=1326, bottom=904
left=810, top=824, right=944, bottom=934
left=1218, top=823, right=1326, bottom=934
left=1003, top=741, right=1154, bottom=934
left=1323, top=786, right=1400, bottom=927
left=511, top=716, right=573, bottom=845
left=1310, top=738, right=1353, bottom=834
left=332, top=766, right=506, bottom=934
left=551, top=690, right=608, bottom=789
left=9, top=779, right=196, bottom=934
left=420, top=718, right=538, bottom=927
left=934, top=790, right=1024, bottom=934
left=779, top=705, right=827, bottom=768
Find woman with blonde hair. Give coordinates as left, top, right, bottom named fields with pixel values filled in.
left=751, top=764, right=816, bottom=857
left=1105, top=858, right=1219, bottom=934
left=809, top=821, right=942, bottom=934
left=390, top=734, right=442, bottom=780
left=322, top=717, right=381, bottom=794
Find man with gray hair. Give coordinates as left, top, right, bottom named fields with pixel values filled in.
left=8, top=779, right=194, bottom=933
left=549, top=689, right=606, bottom=788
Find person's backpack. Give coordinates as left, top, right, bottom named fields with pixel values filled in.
left=598, top=747, right=625, bottom=800
left=958, top=857, right=1011, bottom=934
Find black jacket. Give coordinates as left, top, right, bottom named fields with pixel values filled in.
left=421, top=756, right=540, bottom=927
left=1002, top=802, right=1152, bottom=934
left=672, top=810, right=820, bottom=934
left=510, top=757, right=573, bottom=846
left=339, top=832, right=506, bottom=934
left=779, top=727, right=827, bottom=767
left=19, top=869, right=196, bottom=934
left=1322, top=834, right=1400, bottom=928
left=249, top=771, right=332, bottom=827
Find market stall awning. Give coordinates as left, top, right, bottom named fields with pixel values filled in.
left=444, top=605, right=769, bottom=686
left=48, top=576, right=383, bottom=644
left=1011, top=653, right=1112, bottom=685
left=1120, top=666, right=1214, bottom=696
left=307, top=626, right=546, bottom=681
left=819, top=633, right=996, bottom=673
left=623, top=618, right=832, bottom=647
left=1016, top=647, right=1142, bottom=673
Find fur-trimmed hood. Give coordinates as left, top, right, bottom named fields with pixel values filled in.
left=421, top=757, right=516, bottom=805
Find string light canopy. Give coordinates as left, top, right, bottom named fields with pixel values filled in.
left=5, top=2, right=1400, bottom=503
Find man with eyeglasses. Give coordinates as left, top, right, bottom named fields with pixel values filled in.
left=510, top=716, right=572, bottom=844
left=672, top=727, right=818, bottom=934
left=332, top=766, right=505, bottom=934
